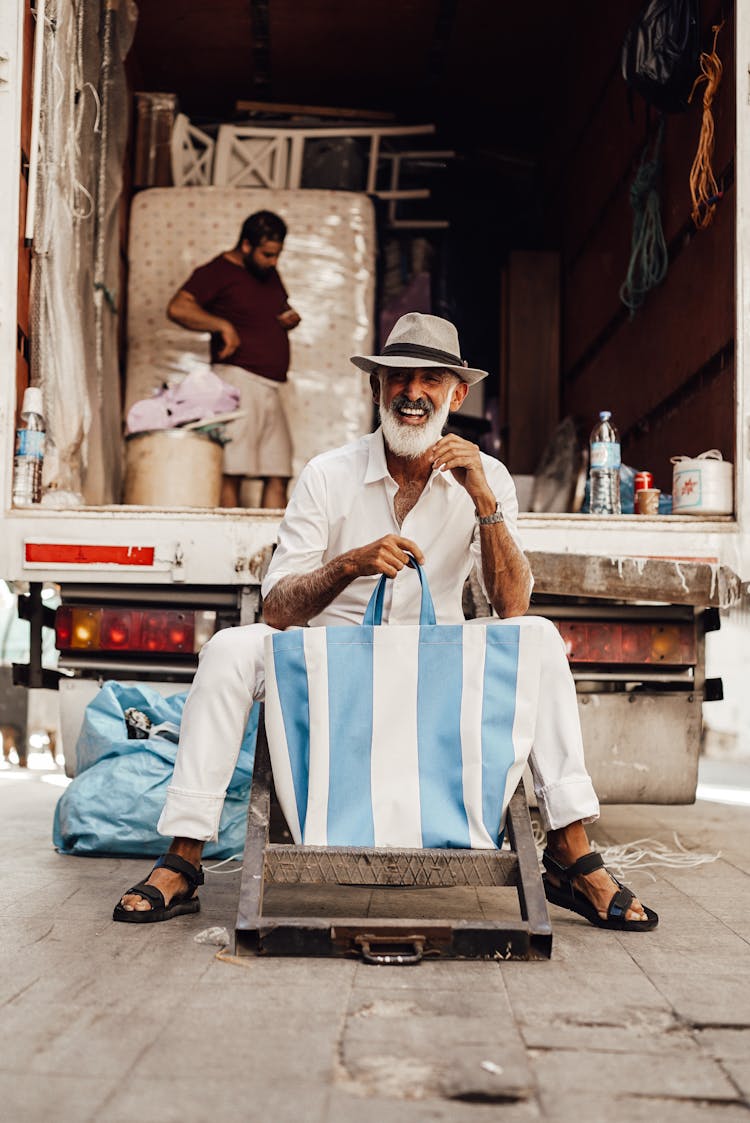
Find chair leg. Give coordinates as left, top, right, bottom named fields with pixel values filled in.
left=235, top=706, right=272, bottom=951
left=505, top=787, right=552, bottom=958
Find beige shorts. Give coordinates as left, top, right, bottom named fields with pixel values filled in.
left=217, top=365, right=292, bottom=479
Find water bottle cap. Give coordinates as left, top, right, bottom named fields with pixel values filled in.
left=599, top=410, right=611, bottom=421
left=21, top=386, right=43, bottom=418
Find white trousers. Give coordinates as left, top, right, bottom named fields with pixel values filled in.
left=157, top=615, right=600, bottom=841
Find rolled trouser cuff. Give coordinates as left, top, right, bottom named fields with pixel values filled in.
left=157, top=786, right=225, bottom=842
left=535, top=775, right=600, bottom=831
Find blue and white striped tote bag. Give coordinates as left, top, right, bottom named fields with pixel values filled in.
left=264, top=561, right=543, bottom=849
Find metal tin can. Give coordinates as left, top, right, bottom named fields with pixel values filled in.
left=634, top=471, right=654, bottom=492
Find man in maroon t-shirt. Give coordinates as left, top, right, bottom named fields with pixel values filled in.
left=167, top=210, right=300, bottom=508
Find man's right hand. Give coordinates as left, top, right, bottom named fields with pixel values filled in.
left=347, top=535, right=425, bottom=579
left=263, top=535, right=426, bottom=630
left=216, top=321, right=240, bottom=359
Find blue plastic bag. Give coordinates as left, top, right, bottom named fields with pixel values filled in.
left=53, top=682, right=258, bottom=859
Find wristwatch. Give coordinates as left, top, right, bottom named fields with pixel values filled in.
left=476, top=502, right=504, bottom=526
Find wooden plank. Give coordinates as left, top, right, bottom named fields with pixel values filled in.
left=503, top=252, right=560, bottom=474
left=265, top=844, right=518, bottom=887
left=563, top=183, right=734, bottom=438
left=561, top=62, right=643, bottom=264
left=561, top=0, right=732, bottom=268
left=556, top=0, right=640, bottom=179
left=527, top=551, right=742, bottom=609
left=247, top=916, right=537, bottom=960
left=563, top=117, right=734, bottom=374
left=563, top=41, right=735, bottom=376
left=622, top=361, right=735, bottom=490
left=235, top=99, right=395, bottom=121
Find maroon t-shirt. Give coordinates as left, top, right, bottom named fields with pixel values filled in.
left=182, top=254, right=291, bottom=382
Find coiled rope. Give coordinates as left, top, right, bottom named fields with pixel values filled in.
left=619, top=115, right=668, bottom=314
left=688, top=21, right=725, bottom=230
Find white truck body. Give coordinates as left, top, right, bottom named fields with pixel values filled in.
left=0, top=0, right=747, bottom=795
left=1, top=2, right=748, bottom=584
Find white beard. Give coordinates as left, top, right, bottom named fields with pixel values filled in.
left=379, top=394, right=453, bottom=459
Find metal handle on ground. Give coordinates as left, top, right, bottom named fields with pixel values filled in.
left=354, top=934, right=425, bottom=965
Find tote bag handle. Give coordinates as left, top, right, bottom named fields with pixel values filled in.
left=362, top=556, right=437, bottom=626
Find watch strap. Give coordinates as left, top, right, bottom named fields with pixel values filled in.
left=476, top=503, right=504, bottom=526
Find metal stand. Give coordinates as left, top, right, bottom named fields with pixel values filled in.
left=235, top=707, right=552, bottom=962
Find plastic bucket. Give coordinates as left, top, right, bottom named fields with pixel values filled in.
left=124, top=429, right=222, bottom=507
left=671, top=450, right=733, bottom=516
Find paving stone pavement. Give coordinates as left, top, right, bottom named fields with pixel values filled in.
left=1, top=766, right=749, bottom=1122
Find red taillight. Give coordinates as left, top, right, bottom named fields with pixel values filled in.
left=621, top=625, right=653, bottom=663
left=55, top=606, right=73, bottom=649
left=101, top=609, right=137, bottom=650
left=139, top=611, right=193, bottom=652
left=56, top=607, right=202, bottom=654
left=557, top=620, right=695, bottom=665
left=142, top=611, right=169, bottom=652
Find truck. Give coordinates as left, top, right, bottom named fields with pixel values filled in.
left=0, top=0, right=746, bottom=803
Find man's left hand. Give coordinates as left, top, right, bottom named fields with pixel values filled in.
left=430, top=435, right=494, bottom=509
left=278, top=308, right=301, bottom=331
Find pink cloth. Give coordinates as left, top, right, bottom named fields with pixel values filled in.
left=126, top=370, right=240, bottom=434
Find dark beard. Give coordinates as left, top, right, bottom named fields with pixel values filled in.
left=243, top=253, right=273, bottom=282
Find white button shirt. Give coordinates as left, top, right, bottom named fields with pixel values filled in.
left=262, top=428, right=524, bottom=626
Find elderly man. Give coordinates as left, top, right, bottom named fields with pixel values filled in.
left=115, top=313, right=657, bottom=933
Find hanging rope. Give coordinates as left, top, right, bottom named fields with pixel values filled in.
left=688, top=22, right=725, bottom=230
left=619, top=115, right=668, bottom=315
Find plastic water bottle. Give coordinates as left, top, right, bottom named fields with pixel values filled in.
left=13, top=387, right=46, bottom=506
left=589, top=410, right=621, bottom=515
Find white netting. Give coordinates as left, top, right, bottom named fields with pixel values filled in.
left=30, top=0, right=136, bottom=504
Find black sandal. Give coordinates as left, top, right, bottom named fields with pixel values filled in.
left=113, top=853, right=204, bottom=924
left=542, top=850, right=658, bottom=931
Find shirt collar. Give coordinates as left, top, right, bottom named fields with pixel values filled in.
left=364, top=429, right=390, bottom=484
left=364, top=428, right=458, bottom=489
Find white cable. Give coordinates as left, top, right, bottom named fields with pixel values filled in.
left=590, top=835, right=721, bottom=883
left=83, top=82, right=101, bottom=133
left=203, top=855, right=244, bottom=874
left=531, top=817, right=720, bottom=881
left=72, top=182, right=94, bottom=220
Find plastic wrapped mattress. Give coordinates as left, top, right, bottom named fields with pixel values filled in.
left=126, top=187, right=376, bottom=478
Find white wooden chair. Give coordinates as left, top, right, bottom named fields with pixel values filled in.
left=170, top=113, right=215, bottom=187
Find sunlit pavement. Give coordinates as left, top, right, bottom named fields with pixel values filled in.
left=1, top=748, right=749, bottom=1123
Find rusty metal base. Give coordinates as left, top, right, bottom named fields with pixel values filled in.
left=235, top=707, right=552, bottom=962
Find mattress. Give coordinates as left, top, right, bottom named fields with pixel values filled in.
left=126, top=187, right=376, bottom=478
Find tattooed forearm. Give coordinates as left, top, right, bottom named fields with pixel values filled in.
left=262, top=555, right=357, bottom=630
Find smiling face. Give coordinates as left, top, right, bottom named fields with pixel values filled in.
left=372, top=367, right=468, bottom=459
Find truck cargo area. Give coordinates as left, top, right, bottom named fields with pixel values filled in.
left=7, top=0, right=738, bottom=522
left=1, top=1, right=747, bottom=798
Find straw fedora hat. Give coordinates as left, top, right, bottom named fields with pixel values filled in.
left=350, top=312, right=488, bottom=386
